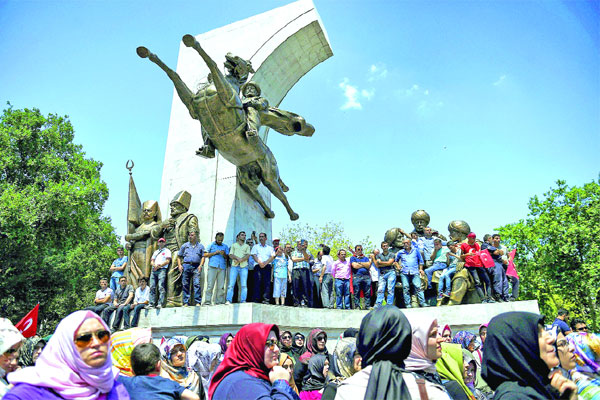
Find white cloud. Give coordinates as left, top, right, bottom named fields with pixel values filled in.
left=493, top=75, right=506, bottom=86
left=339, top=78, right=375, bottom=110
left=368, top=63, right=388, bottom=82
left=405, top=84, right=420, bottom=96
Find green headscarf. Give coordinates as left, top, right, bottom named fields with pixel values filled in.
left=435, top=343, right=475, bottom=400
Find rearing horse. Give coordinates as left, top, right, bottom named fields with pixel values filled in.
left=137, top=34, right=313, bottom=220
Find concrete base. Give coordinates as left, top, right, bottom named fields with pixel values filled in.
left=138, top=300, right=539, bottom=349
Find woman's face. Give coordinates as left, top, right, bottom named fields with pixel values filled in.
left=226, top=335, right=233, bottom=349
left=170, top=344, right=186, bottom=367
left=538, top=326, right=559, bottom=369
left=315, top=333, right=327, bottom=351
left=322, top=359, right=330, bottom=376
left=294, top=335, right=304, bottom=347
left=264, top=331, right=280, bottom=370
left=75, top=318, right=109, bottom=368
left=556, top=332, right=577, bottom=370
left=281, top=333, right=293, bottom=348
left=353, top=354, right=363, bottom=372
left=32, top=342, right=45, bottom=364
left=0, top=341, right=22, bottom=373
left=442, top=330, right=452, bottom=343
left=282, top=358, right=294, bottom=378
left=463, top=359, right=475, bottom=384
left=479, top=327, right=487, bottom=344
left=467, top=338, right=477, bottom=352
left=426, top=321, right=443, bottom=361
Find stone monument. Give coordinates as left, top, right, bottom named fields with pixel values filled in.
left=145, top=0, right=332, bottom=246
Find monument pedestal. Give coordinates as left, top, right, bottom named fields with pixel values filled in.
left=139, top=300, right=540, bottom=350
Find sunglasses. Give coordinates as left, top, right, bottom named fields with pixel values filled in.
left=576, top=326, right=588, bottom=332
left=316, top=336, right=326, bottom=342
left=265, top=339, right=279, bottom=350
left=74, top=330, right=111, bottom=348
left=281, top=335, right=292, bottom=340
left=294, top=336, right=304, bottom=341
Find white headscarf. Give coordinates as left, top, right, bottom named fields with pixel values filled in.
left=404, top=315, right=438, bottom=373
left=0, top=318, right=25, bottom=355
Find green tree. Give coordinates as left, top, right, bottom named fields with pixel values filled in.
left=278, top=221, right=374, bottom=259
left=497, top=178, right=600, bottom=330
left=0, top=105, right=119, bottom=333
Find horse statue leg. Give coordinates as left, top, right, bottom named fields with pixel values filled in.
left=237, top=165, right=276, bottom=219
left=136, top=46, right=194, bottom=116
left=256, top=152, right=299, bottom=221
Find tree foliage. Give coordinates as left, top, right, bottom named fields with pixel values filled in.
left=278, top=221, right=374, bottom=258
left=497, top=178, right=600, bottom=330
left=0, top=105, right=119, bottom=333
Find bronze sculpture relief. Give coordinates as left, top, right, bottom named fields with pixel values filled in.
left=137, top=34, right=315, bottom=220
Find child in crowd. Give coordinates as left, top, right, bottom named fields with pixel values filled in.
left=272, top=246, right=291, bottom=305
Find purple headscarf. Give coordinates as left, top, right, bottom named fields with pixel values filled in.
left=219, top=333, right=233, bottom=354
left=453, top=331, right=480, bottom=351
left=8, top=310, right=115, bottom=400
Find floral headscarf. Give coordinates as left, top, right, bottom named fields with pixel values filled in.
left=453, top=331, right=480, bottom=351
left=567, top=332, right=600, bottom=374
left=187, top=341, right=222, bottom=399
left=18, top=336, right=46, bottom=367
left=159, top=336, right=200, bottom=394
left=330, top=337, right=359, bottom=380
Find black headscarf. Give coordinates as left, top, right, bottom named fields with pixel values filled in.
left=482, top=311, right=556, bottom=399
left=343, top=328, right=359, bottom=338
left=357, top=305, right=412, bottom=400
left=279, top=330, right=293, bottom=354
left=290, top=332, right=306, bottom=359
left=302, top=354, right=328, bottom=392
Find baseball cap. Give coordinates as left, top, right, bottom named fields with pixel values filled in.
left=158, top=237, right=166, bottom=243
left=467, top=232, right=476, bottom=238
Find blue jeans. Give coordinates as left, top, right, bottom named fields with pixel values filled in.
left=150, top=268, right=167, bottom=306
left=352, top=274, right=371, bottom=310
left=439, top=266, right=456, bottom=295
left=490, top=261, right=508, bottom=300
left=425, top=262, right=448, bottom=289
left=227, top=266, right=248, bottom=303
left=123, top=303, right=146, bottom=328
left=182, top=264, right=202, bottom=305
left=109, top=275, right=122, bottom=292
left=400, top=273, right=426, bottom=307
left=335, top=278, right=351, bottom=309
left=376, top=269, right=396, bottom=306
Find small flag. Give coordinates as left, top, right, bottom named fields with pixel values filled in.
left=15, top=304, right=39, bottom=338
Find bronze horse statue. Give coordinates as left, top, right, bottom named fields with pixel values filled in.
left=137, top=34, right=315, bottom=220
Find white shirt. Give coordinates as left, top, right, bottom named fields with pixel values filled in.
left=251, top=243, right=274, bottom=263
left=134, top=286, right=150, bottom=304
left=151, top=247, right=172, bottom=269
left=95, top=287, right=113, bottom=301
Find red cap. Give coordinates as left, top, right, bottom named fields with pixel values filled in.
left=467, top=232, right=476, bottom=238
left=158, top=237, right=166, bottom=243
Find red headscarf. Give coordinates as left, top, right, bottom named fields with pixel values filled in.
left=208, top=323, right=279, bottom=399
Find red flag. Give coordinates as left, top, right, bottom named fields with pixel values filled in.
left=15, top=304, right=39, bottom=338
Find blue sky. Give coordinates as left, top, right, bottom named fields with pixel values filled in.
left=1, top=0, right=598, bottom=245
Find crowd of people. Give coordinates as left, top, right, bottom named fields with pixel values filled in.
left=0, top=307, right=598, bottom=400
left=89, top=228, right=521, bottom=330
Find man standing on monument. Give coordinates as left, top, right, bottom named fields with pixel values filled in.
left=149, top=238, right=171, bottom=308
left=374, top=241, right=397, bottom=308
left=251, top=232, right=275, bottom=304
left=226, top=231, right=251, bottom=304
left=108, top=247, right=128, bottom=292
left=486, top=234, right=509, bottom=302
left=177, top=230, right=204, bottom=306
left=204, top=232, right=229, bottom=305
left=350, top=245, right=371, bottom=310
left=395, top=238, right=427, bottom=308
left=460, top=232, right=492, bottom=303
left=151, top=191, right=198, bottom=307
left=245, top=236, right=256, bottom=302
left=291, top=240, right=313, bottom=307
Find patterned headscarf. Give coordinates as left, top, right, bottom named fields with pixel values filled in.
left=330, top=337, right=359, bottom=379
left=18, top=336, right=46, bottom=367
left=160, top=336, right=200, bottom=394
left=567, top=332, right=600, bottom=374
left=187, top=341, right=222, bottom=399
left=453, top=331, right=480, bottom=351
left=110, top=328, right=152, bottom=376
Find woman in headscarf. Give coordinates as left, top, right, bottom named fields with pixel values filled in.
left=462, top=349, right=489, bottom=400
left=17, top=336, right=46, bottom=368
left=299, top=355, right=329, bottom=400
left=566, top=332, right=600, bottom=400
left=208, top=323, right=299, bottom=400
left=5, top=310, right=129, bottom=400
left=110, top=328, right=152, bottom=377
left=280, top=353, right=299, bottom=394
left=482, top=311, right=577, bottom=400
left=452, top=331, right=479, bottom=352
left=436, top=343, right=475, bottom=400
left=160, top=336, right=201, bottom=397
left=321, top=337, right=360, bottom=400
left=218, top=333, right=233, bottom=355
left=295, top=329, right=329, bottom=391
left=289, top=333, right=306, bottom=363
left=441, top=325, right=452, bottom=343
left=279, top=331, right=294, bottom=355
left=187, top=341, right=222, bottom=399
left=404, top=314, right=452, bottom=399
left=334, top=306, right=413, bottom=400
left=0, top=318, right=25, bottom=397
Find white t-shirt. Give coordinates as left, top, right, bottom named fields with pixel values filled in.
left=95, top=287, right=113, bottom=301
left=251, top=243, right=274, bottom=263
left=134, top=286, right=150, bottom=304
left=151, top=248, right=172, bottom=269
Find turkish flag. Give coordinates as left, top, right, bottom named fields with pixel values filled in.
left=15, top=304, right=39, bottom=338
